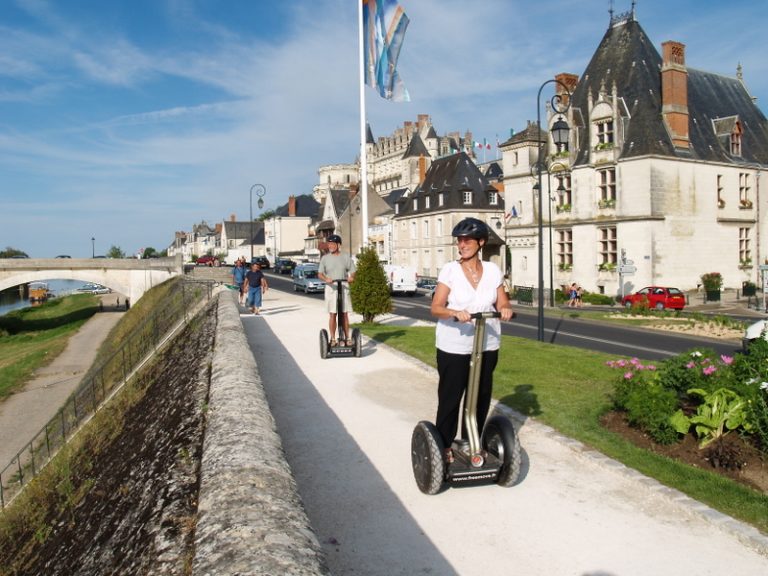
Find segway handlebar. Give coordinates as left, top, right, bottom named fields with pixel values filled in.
left=453, top=311, right=516, bottom=321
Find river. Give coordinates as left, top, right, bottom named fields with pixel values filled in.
left=0, top=279, right=91, bottom=317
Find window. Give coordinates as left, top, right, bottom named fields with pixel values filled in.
left=597, top=120, right=614, bottom=145
left=439, top=193, right=445, bottom=207
left=598, top=227, right=617, bottom=268
left=489, top=191, right=498, bottom=205
left=413, top=198, right=418, bottom=210
left=740, top=227, right=752, bottom=265
left=739, top=173, right=752, bottom=207
left=437, top=217, right=443, bottom=237
left=557, top=229, right=573, bottom=269
left=731, top=123, right=743, bottom=157
left=462, top=190, right=473, bottom=205
left=556, top=174, right=572, bottom=208
left=410, top=221, right=417, bottom=239
left=425, top=195, right=431, bottom=209
left=598, top=168, right=616, bottom=208
left=717, top=174, right=724, bottom=208
left=423, top=219, right=430, bottom=239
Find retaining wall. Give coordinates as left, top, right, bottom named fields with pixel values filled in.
left=193, top=292, right=329, bottom=575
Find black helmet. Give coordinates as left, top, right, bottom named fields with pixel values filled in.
left=327, top=234, right=342, bottom=244
left=451, top=217, right=489, bottom=241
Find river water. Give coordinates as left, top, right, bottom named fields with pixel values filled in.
left=0, top=279, right=90, bottom=317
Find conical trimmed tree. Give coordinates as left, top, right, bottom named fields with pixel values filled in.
left=350, top=246, right=392, bottom=323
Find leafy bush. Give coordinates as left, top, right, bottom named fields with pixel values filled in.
left=672, top=388, right=751, bottom=448
left=349, top=247, right=392, bottom=323
left=581, top=291, right=615, bottom=305
left=700, top=272, right=723, bottom=291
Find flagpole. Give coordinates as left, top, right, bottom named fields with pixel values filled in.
left=358, top=0, right=369, bottom=251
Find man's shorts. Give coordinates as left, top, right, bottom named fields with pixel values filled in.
left=325, top=283, right=352, bottom=313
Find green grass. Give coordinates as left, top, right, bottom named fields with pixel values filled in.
left=0, top=295, right=99, bottom=398
left=359, top=323, right=768, bottom=534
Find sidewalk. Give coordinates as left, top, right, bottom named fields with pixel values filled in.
left=0, top=300, right=124, bottom=466
left=240, top=289, right=767, bottom=576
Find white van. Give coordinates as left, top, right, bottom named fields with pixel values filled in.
left=292, top=263, right=325, bottom=294
left=383, top=264, right=418, bottom=296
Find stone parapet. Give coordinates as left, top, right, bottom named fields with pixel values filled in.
left=192, top=293, right=328, bottom=575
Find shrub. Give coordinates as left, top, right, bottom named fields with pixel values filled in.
left=625, top=382, right=679, bottom=444
left=349, top=247, right=392, bottom=323
left=700, top=272, right=723, bottom=291
left=581, top=291, right=615, bottom=306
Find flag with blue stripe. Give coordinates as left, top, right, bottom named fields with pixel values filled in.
left=363, top=0, right=410, bottom=102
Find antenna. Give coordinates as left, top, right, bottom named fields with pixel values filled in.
left=609, top=0, right=614, bottom=20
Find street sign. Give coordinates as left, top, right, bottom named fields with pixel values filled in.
left=624, top=259, right=634, bottom=265
left=619, top=265, right=637, bottom=275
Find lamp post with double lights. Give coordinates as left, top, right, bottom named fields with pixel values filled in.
left=249, top=184, right=266, bottom=263
left=535, top=79, right=571, bottom=341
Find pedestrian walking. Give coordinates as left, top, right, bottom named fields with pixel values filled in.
left=232, top=259, right=247, bottom=305
left=244, top=262, right=268, bottom=314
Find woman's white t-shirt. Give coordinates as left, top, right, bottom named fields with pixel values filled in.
left=435, top=260, right=503, bottom=354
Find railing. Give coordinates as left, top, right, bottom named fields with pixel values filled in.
left=514, top=285, right=534, bottom=306
left=0, top=279, right=217, bottom=509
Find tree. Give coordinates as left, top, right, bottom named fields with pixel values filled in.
left=257, top=210, right=276, bottom=221
left=350, top=246, right=392, bottom=323
left=0, top=247, right=28, bottom=258
left=142, top=247, right=158, bottom=259
left=107, top=245, right=126, bottom=259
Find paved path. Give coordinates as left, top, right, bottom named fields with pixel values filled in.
left=0, top=299, right=124, bottom=466
left=241, top=289, right=767, bottom=576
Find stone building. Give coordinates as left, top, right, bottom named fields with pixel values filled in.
left=500, top=8, right=768, bottom=299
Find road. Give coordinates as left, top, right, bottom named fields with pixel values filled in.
left=240, top=287, right=768, bottom=576
left=264, top=272, right=742, bottom=361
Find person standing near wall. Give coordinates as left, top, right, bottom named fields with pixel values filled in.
left=244, top=262, right=268, bottom=315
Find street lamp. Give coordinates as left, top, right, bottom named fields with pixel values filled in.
left=535, top=79, right=571, bottom=341
left=533, top=161, right=570, bottom=307
left=348, top=193, right=361, bottom=257
left=249, top=184, right=266, bottom=263
left=91, top=237, right=95, bottom=258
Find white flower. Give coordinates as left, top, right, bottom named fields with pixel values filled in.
left=760, top=382, right=768, bottom=391
left=691, top=351, right=702, bottom=358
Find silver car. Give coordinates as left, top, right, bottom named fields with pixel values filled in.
left=292, top=264, right=325, bottom=294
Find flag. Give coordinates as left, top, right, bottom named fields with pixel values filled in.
left=484, top=138, right=491, bottom=150
left=474, top=141, right=482, bottom=149
left=363, top=0, right=410, bottom=102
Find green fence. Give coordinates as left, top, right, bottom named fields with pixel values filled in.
left=514, top=285, right=534, bottom=306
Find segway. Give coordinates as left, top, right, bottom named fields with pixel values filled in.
left=319, top=279, right=361, bottom=359
left=411, top=311, right=521, bottom=494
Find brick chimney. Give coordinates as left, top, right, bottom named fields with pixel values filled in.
left=230, top=213, right=236, bottom=222
left=661, top=40, right=690, bottom=148
left=419, top=154, right=427, bottom=184
left=288, top=195, right=296, bottom=217
left=555, top=73, right=579, bottom=107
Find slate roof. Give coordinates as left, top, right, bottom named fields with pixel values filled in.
left=274, top=194, right=321, bottom=218
left=395, top=152, right=502, bottom=217
left=366, top=123, right=375, bottom=145
left=569, top=16, right=768, bottom=166
left=402, top=132, right=430, bottom=159
left=223, top=221, right=265, bottom=245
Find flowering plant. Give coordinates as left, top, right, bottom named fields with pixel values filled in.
left=700, top=272, right=723, bottom=292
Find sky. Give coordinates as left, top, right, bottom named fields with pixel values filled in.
left=1, top=0, right=766, bottom=258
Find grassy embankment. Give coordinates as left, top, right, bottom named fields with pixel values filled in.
left=360, top=322, right=768, bottom=535
left=0, top=294, right=100, bottom=399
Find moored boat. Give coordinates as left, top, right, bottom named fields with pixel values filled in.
left=28, top=281, right=50, bottom=302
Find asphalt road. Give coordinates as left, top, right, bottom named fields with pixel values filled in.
left=240, top=287, right=767, bottom=576
left=264, top=272, right=743, bottom=361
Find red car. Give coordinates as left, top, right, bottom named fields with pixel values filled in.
left=621, top=286, right=686, bottom=310
left=195, top=255, right=219, bottom=266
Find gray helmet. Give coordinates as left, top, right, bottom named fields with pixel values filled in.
left=451, top=217, right=489, bottom=241
left=327, top=234, right=342, bottom=244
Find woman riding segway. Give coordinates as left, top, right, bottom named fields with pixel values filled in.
left=411, top=217, right=520, bottom=493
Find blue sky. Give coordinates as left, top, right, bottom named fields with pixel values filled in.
left=1, top=0, right=766, bottom=257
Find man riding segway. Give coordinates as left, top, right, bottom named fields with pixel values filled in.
left=318, top=234, right=360, bottom=358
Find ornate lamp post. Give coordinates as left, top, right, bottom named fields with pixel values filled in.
left=91, top=237, right=95, bottom=258
left=249, top=184, right=266, bottom=263
left=535, top=79, right=571, bottom=341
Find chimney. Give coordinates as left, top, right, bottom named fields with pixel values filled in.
left=230, top=213, right=236, bottom=222
left=288, top=195, right=296, bottom=217
left=215, top=223, right=222, bottom=234
left=555, top=73, right=579, bottom=107
left=661, top=41, right=690, bottom=148
left=417, top=114, right=430, bottom=129
left=419, top=154, right=427, bottom=184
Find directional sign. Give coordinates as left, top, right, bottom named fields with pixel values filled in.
left=619, top=265, right=637, bottom=275
left=623, top=259, right=634, bottom=266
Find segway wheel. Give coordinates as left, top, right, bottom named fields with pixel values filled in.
left=482, top=415, right=521, bottom=487
left=319, top=329, right=329, bottom=359
left=411, top=421, right=445, bottom=495
left=351, top=328, right=361, bottom=357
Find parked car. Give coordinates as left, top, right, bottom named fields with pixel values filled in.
left=621, top=286, right=686, bottom=310
left=292, top=263, right=325, bottom=293
left=383, top=264, right=418, bottom=296
left=274, top=258, right=297, bottom=274
left=417, top=278, right=437, bottom=290
left=196, top=255, right=219, bottom=266
left=55, top=254, right=72, bottom=258
left=743, top=319, right=768, bottom=351
left=77, top=283, right=111, bottom=294
left=251, top=256, right=270, bottom=269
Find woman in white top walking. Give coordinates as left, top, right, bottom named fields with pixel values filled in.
left=430, top=218, right=514, bottom=464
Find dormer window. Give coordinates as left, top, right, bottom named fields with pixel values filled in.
left=488, top=191, right=498, bottom=205
left=439, top=193, right=445, bottom=206
left=425, top=196, right=431, bottom=209
left=731, top=122, right=743, bottom=157
left=462, top=190, right=473, bottom=204
left=597, top=120, right=614, bottom=145
left=413, top=198, right=418, bottom=210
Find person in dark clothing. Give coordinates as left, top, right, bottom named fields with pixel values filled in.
left=244, top=262, right=268, bottom=314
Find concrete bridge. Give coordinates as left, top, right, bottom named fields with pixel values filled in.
left=0, top=256, right=184, bottom=303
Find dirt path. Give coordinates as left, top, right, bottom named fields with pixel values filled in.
left=0, top=297, right=124, bottom=466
